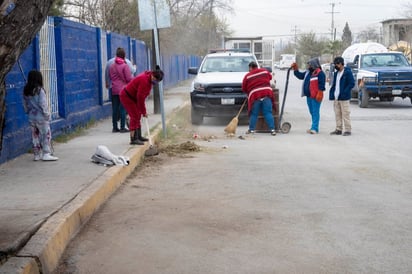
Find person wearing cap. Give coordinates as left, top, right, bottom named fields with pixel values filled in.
left=328, top=56, right=355, bottom=136
left=291, top=57, right=326, bottom=134
left=120, top=65, right=164, bottom=145
left=242, top=61, right=276, bottom=135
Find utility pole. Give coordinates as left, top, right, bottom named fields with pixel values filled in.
left=326, top=1, right=340, bottom=40
left=291, top=25, right=299, bottom=45
left=291, top=25, right=299, bottom=55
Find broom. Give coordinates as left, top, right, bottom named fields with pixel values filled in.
left=224, top=99, right=247, bottom=135
left=144, top=117, right=159, bottom=157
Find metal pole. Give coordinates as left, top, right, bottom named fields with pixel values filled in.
left=152, top=0, right=167, bottom=137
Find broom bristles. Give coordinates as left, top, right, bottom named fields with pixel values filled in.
left=224, top=117, right=239, bottom=134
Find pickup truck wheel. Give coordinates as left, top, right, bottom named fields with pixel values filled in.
left=359, top=88, right=369, bottom=108
left=191, top=108, right=203, bottom=125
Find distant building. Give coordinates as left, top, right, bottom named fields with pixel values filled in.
left=224, top=37, right=275, bottom=68
left=381, top=18, right=412, bottom=47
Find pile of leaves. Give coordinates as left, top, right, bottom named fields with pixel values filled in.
left=159, top=141, right=201, bottom=157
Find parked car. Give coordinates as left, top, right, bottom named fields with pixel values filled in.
left=321, top=63, right=334, bottom=85
left=188, top=50, right=260, bottom=124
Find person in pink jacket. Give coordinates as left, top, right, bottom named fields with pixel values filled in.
left=108, top=47, right=133, bottom=133
left=120, top=65, right=164, bottom=145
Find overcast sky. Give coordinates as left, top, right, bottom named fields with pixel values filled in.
left=225, top=0, right=408, bottom=41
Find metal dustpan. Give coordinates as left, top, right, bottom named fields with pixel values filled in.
left=144, top=117, right=159, bottom=156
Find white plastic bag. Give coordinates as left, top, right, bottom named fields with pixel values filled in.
left=91, top=145, right=129, bottom=166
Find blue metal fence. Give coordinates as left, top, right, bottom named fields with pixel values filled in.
left=0, top=16, right=202, bottom=164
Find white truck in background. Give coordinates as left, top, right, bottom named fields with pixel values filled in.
left=279, top=54, right=296, bottom=70
left=224, top=38, right=275, bottom=69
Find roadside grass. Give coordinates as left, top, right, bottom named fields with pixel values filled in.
left=156, top=104, right=201, bottom=156
left=53, top=119, right=97, bottom=143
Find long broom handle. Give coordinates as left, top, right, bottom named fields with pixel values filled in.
left=236, top=99, right=247, bottom=118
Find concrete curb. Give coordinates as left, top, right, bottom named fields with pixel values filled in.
left=0, top=102, right=188, bottom=274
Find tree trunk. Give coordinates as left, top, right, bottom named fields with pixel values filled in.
left=0, top=0, right=54, bottom=153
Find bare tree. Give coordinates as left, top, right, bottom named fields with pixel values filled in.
left=162, top=0, right=233, bottom=55
left=61, top=0, right=233, bottom=55
left=0, top=0, right=54, bottom=152
left=356, top=27, right=380, bottom=43
left=401, top=2, right=412, bottom=18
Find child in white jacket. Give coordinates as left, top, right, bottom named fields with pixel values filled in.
left=23, top=70, right=58, bottom=161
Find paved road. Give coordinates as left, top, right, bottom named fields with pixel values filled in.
left=55, top=70, right=412, bottom=274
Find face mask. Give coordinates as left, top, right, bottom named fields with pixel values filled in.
left=151, top=80, right=158, bottom=85
left=334, top=65, right=339, bottom=70
left=309, top=67, right=314, bottom=73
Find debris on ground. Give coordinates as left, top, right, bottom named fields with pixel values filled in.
left=160, top=141, right=201, bottom=156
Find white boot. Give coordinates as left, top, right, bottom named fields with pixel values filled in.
left=34, top=154, right=42, bottom=161
left=42, top=153, right=58, bottom=161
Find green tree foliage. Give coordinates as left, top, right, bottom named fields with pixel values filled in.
left=341, top=22, right=352, bottom=49
left=296, top=32, right=326, bottom=61
left=324, top=39, right=343, bottom=59
left=49, top=0, right=64, bottom=16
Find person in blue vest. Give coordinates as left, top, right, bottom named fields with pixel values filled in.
left=291, top=58, right=326, bottom=134
left=328, top=56, right=355, bottom=136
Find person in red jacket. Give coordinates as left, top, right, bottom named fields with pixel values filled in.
left=242, top=61, right=276, bottom=135
left=120, top=65, right=164, bottom=145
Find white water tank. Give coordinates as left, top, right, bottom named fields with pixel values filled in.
left=342, top=42, right=388, bottom=64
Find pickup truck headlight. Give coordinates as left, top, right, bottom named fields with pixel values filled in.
left=193, top=82, right=206, bottom=92
left=362, top=77, right=377, bottom=84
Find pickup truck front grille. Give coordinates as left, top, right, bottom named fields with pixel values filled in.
left=379, top=72, right=412, bottom=86
left=206, top=84, right=243, bottom=94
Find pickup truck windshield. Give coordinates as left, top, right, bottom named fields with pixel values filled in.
left=360, top=53, right=410, bottom=68
left=201, top=56, right=255, bottom=73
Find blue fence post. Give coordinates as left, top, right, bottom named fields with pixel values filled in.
left=53, top=17, right=66, bottom=118
left=96, top=28, right=103, bottom=105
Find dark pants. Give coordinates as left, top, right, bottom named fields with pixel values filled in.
left=112, top=94, right=126, bottom=130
